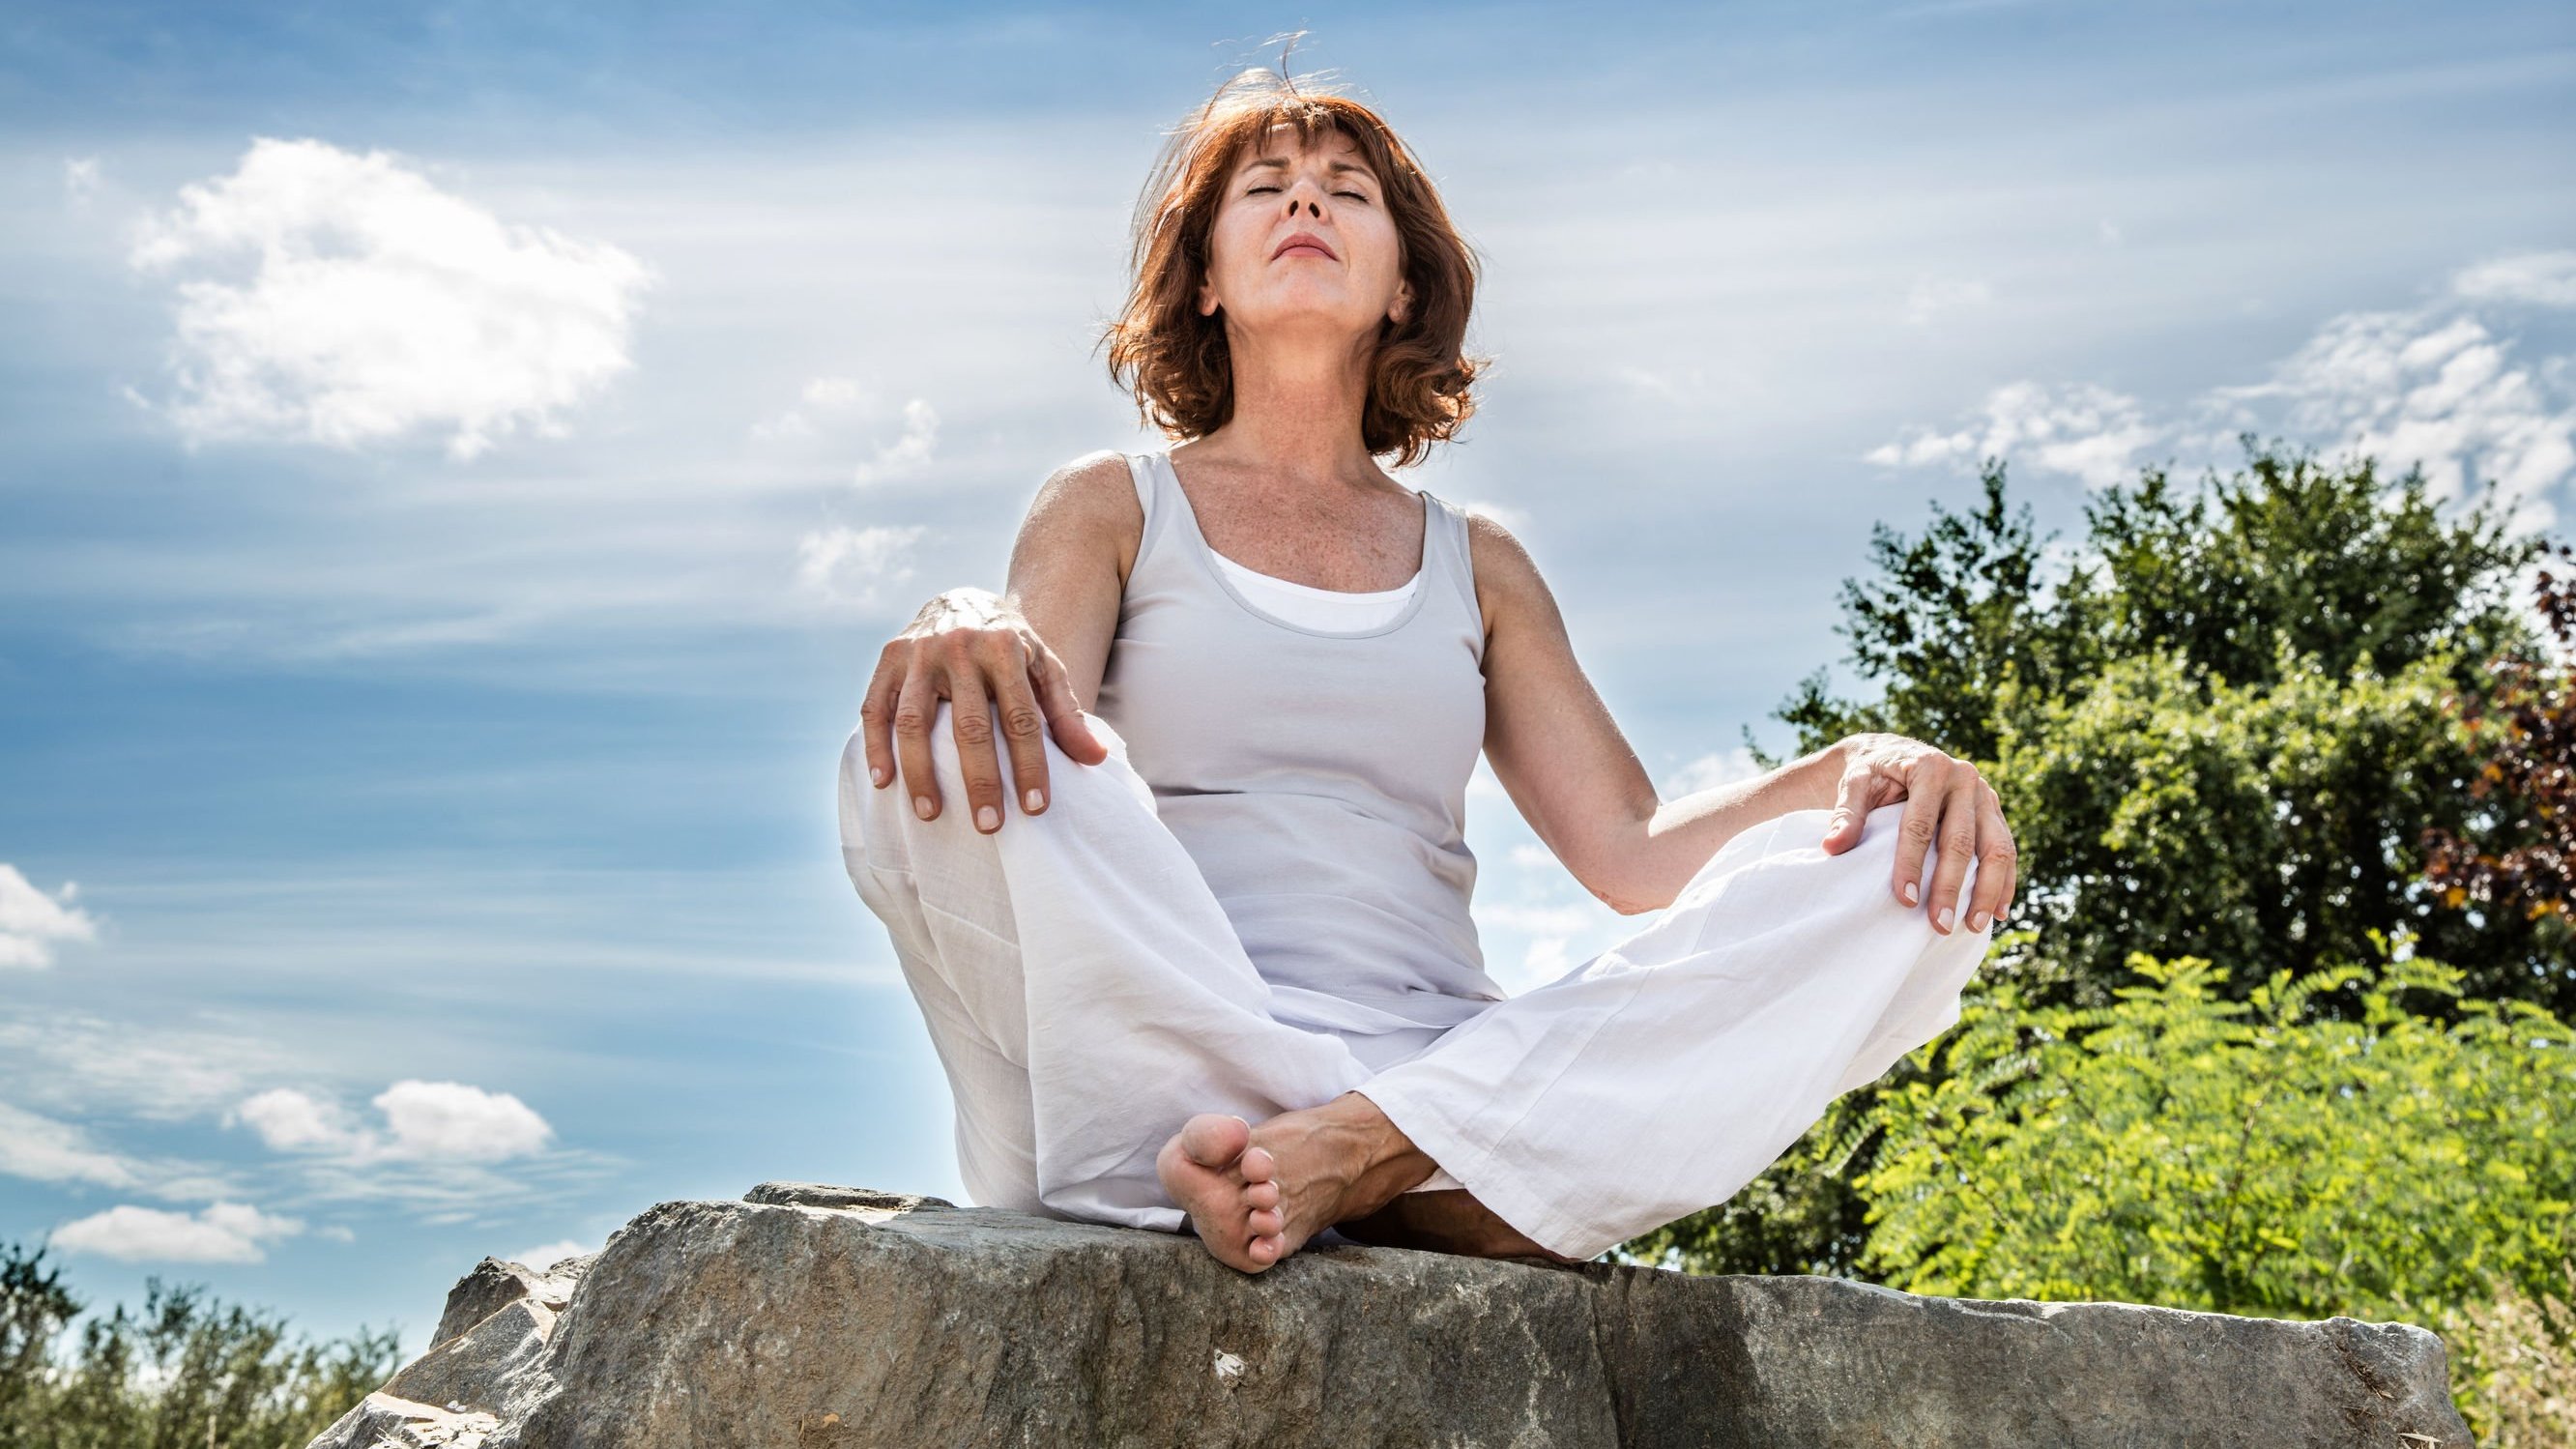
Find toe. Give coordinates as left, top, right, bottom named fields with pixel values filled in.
left=1238, top=1144, right=1277, bottom=1183
left=1244, top=1179, right=1281, bottom=1210
left=1177, top=1114, right=1252, bottom=1169
left=1249, top=1206, right=1283, bottom=1237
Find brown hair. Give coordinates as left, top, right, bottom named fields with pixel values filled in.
left=1097, top=57, right=1489, bottom=470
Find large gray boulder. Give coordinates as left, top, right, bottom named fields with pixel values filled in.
left=308, top=1183, right=2475, bottom=1447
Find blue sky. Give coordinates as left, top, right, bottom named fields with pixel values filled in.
left=3, top=0, right=2571, bottom=1361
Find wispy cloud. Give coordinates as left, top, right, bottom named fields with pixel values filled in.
left=129, top=136, right=654, bottom=460
left=796, top=523, right=929, bottom=606
left=0, top=864, right=98, bottom=969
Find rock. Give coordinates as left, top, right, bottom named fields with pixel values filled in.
left=429, top=1256, right=589, bottom=1348
left=312, top=1185, right=2475, bottom=1448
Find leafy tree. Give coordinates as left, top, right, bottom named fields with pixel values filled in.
left=2423, top=538, right=2576, bottom=938
left=0, top=1243, right=400, bottom=1449
left=1769, top=436, right=2564, bottom=1017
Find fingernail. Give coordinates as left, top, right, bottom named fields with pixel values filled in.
left=871, top=765, right=888, bottom=786
left=1902, top=881, right=1919, bottom=906
left=1937, top=906, right=1954, bottom=931
left=1025, top=788, right=1044, bottom=813
left=1969, top=911, right=1990, bottom=932
left=913, top=797, right=934, bottom=820
left=976, top=805, right=999, bottom=831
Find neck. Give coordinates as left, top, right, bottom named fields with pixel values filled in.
left=1193, top=325, right=1385, bottom=494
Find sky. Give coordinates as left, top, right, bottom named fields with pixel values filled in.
left=3, top=0, right=2571, bottom=1364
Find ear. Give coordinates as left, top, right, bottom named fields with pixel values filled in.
left=1390, top=283, right=1413, bottom=325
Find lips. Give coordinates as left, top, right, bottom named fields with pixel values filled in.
left=1272, top=232, right=1338, bottom=261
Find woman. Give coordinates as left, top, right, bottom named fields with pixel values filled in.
left=839, top=66, right=2016, bottom=1275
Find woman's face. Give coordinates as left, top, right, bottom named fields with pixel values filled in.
left=1197, top=123, right=1411, bottom=344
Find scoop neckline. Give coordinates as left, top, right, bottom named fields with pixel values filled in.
left=1152, top=449, right=1435, bottom=641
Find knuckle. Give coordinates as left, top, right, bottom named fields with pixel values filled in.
left=858, top=696, right=889, bottom=724
left=1000, top=703, right=1047, bottom=739
left=1983, top=837, right=2019, bottom=864
left=1902, top=815, right=1938, bottom=843
left=950, top=707, right=996, bottom=744
left=891, top=705, right=933, bottom=738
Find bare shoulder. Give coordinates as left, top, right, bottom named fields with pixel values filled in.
left=1022, top=449, right=1146, bottom=580
left=1460, top=505, right=1563, bottom=640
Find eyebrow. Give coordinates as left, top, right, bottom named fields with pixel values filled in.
left=1236, top=156, right=1378, bottom=183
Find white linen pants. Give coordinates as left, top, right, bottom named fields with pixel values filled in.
left=838, top=699, right=1991, bottom=1261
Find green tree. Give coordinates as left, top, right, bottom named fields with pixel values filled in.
left=0, top=1243, right=400, bottom=1449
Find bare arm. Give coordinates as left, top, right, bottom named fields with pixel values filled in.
left=1469, top=511, right=1848, bottom=916
left=857, top=450, right=1140, bottom=829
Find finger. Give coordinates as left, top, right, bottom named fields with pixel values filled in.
left=947, top=647, right=1011, bottom=834
left=1028, top=642, right=1109, bottom=765
left=1890, top=760, right=1951, bottom=911
left=892, top=664, right=944, bottom=823
left=1959, top=784, right=2013, bottom=932
left=1820, top=763, right=1881, bottom=854
left=987, top=643, right=1055, bottom=821
left=1920, top=769, right=1983, bottom=934
left=857, top=646, right=902, bottom=790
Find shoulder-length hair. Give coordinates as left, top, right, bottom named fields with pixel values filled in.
left=1098, top=65, right=1489, bottom=470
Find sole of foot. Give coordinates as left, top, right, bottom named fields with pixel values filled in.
left=1155, top=1113, right=1290, bottom=1273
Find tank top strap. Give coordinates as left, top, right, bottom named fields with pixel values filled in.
left=1419, top=492, right=1485, bottom=656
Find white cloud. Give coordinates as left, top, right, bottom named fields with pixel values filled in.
left=0, top=865, right=100, bottom=970
left=0, top=1101, right=143, bottom=1189
left=1660, top=747, right=1764, bottom=798
left=796, top=523, right=928, bottom=606
left=63, top=156, right=100, bottom=208
left=2211, top=306, right=2573, bottom=531
left=1867, top=380, right=2156, bottom=489
left=130, top=136, right=653, bottom=460
left=1870, top=258, right=2575, bottom=525
left=2450, top=249, right=2576, bottom=309
left=852, top=398, right=940, bottom=486
left=749, top=374, right=874, bottom=444
left=225, top=1079, right=555, bottom=1163
left=507, top=1237, right=593, bottom=1271
left=48, top=1201, right=305, bottom=1264
left=1902, top=275, right=1993, bottom=326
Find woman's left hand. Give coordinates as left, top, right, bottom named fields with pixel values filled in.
left=1819, top=732, right=2017, bottom=936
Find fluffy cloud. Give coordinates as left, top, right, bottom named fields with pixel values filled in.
left=0, top=865, right=99, bottom=970
left=130, top=136, right=653, bottom=460
left=796, top=524, right=928, bottom=607
left=1869, top=254, right=2576, bottom=527
left=1660, top=747, right=1766, bottom=798
left=49, top=1201, right=304, bottom=1264
left=228, top=1079, right=555, bottom=1163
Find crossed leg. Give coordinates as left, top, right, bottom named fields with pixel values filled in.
left=841, top=699, right=1988, bottom=1272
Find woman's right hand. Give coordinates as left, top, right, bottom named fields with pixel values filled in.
left=859, top=587, right=1110, bottom=833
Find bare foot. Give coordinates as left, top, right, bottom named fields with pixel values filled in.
left=1155, top=1115, right=1289, bottom=1271
left=1338, top=1190, right=1581, bottom=1262
left=1156, top=1092, right=1433, bottom=1273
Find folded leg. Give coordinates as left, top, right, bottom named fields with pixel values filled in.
left=838, top=698, right=1374, bottom=1230
left=1355, top=800, right=1992, bottom=1261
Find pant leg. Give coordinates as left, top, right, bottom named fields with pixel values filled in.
left=1354, top=800, right=1993, bottom=1261
left=838, top=697, right=1374, bottom=1231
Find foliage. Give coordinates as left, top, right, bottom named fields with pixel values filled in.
left=0, top=1242, right=399, bottom=1449
left=1763, top=437, right=2569, bottom=1019
left=2451, top=1258, right=2576, bottom=1448
left=2423, top=538, right=2576, bottom=932
left=1841, top=938, right=2574, bottom=1438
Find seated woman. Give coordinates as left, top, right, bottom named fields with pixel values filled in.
left=838, top=63, right=2016, bottom=1275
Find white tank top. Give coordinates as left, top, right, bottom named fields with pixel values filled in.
left=1094, top=448, right=1505, bottom=1034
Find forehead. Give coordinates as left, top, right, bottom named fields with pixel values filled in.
left=1234, top=124, right=1376, bottom=179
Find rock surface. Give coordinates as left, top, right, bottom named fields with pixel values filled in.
left=309, top=1182, right=2475, bottom=1447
